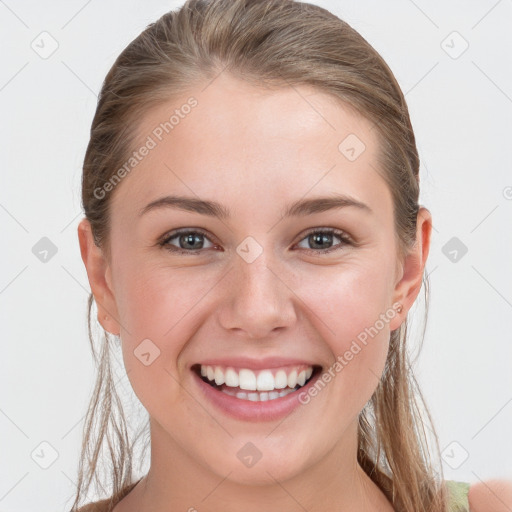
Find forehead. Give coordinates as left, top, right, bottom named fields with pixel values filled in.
left=110, top=73, right=392, bottom=223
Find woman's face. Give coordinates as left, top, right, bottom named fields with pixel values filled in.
left=81, top=73, right=428, bottom=485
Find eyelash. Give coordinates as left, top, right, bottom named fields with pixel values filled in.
left=158, top=227, right=354, bottom=255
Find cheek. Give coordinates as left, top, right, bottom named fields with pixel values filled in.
left=299, top=260, right=394, bottom=403
left=113, top=261, right=219, bottom=407
left=302, top=257, right=394, bottom=346
left=114, top=250, right=220, bottom=341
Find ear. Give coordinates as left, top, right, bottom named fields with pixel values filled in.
left=388, top=207, right=432, bottom=331
left=77, top=218, right=121, bottom=335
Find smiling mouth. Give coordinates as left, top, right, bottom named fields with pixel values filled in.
left=192, top=363, right=322, bottom=402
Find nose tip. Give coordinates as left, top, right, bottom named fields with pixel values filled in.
left=216, top=255, right=297, bottom=339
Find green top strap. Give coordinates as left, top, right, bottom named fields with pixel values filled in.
left=445, top=480, right=471, bottom=512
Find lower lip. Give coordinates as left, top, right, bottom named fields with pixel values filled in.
left=192, top=369, right=320, bottom=422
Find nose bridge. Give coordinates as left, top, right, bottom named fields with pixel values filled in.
left=238, top=248, right=279, bottom=298
left=217, top=242, right=297, bottom=338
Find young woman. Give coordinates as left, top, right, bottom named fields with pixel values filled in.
left=72, top=0, right=512, bottom=511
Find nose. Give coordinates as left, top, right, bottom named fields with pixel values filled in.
left=216, top=251, right=298, bottom=340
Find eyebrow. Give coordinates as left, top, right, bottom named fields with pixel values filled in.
left=138, top=193, right=373, bottom=219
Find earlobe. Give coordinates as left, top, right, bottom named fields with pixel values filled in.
left=77, top=218, right=121, bottom=335
left=389, top=207, right=432, bottom=331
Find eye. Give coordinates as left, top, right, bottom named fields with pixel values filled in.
left=295, top=228, right=353, bottom=254
left=159, top=228, right=217, bottom=254
left=158, top=227, right=353, bottom=255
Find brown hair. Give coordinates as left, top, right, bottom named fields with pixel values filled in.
left=73, top=1, right=448, bottom=511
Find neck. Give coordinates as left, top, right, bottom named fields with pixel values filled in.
left=118, top=418, right=394, bottom=512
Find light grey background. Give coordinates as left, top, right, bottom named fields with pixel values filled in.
left=1, top=1, right=511, bottom=511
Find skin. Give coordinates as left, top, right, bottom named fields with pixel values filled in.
left=78, top=73, right=433, bottom=512
left=469, top=480, right=512, bottom=512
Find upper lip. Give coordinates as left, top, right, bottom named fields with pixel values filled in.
left=191, top=356, right=320, bottom=371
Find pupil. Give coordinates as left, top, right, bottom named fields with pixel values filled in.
left=311, top=233, right=331, bottom=249
left=181, top=233, right=202, bottom=249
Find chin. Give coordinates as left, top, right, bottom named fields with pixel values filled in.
left=199, top=435, right=316, bottom=486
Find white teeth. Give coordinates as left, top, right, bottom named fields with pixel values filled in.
left=225, top=367, right=239, bottom=387
left=287, top=370, right=298, bottom=388
left=256, top=370, right=275, bottom=391
left=274, top=370, right=288, bottom=389
left=214, top=366, right=225, bottom=385
left=239, top=369, right=257, bottom=391
left=220, top=387, right=297, bottom=401
left=199, top=364, right=315, bottom=393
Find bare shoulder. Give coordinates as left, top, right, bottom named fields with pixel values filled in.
left=468, top=479, right=512, bottom=512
